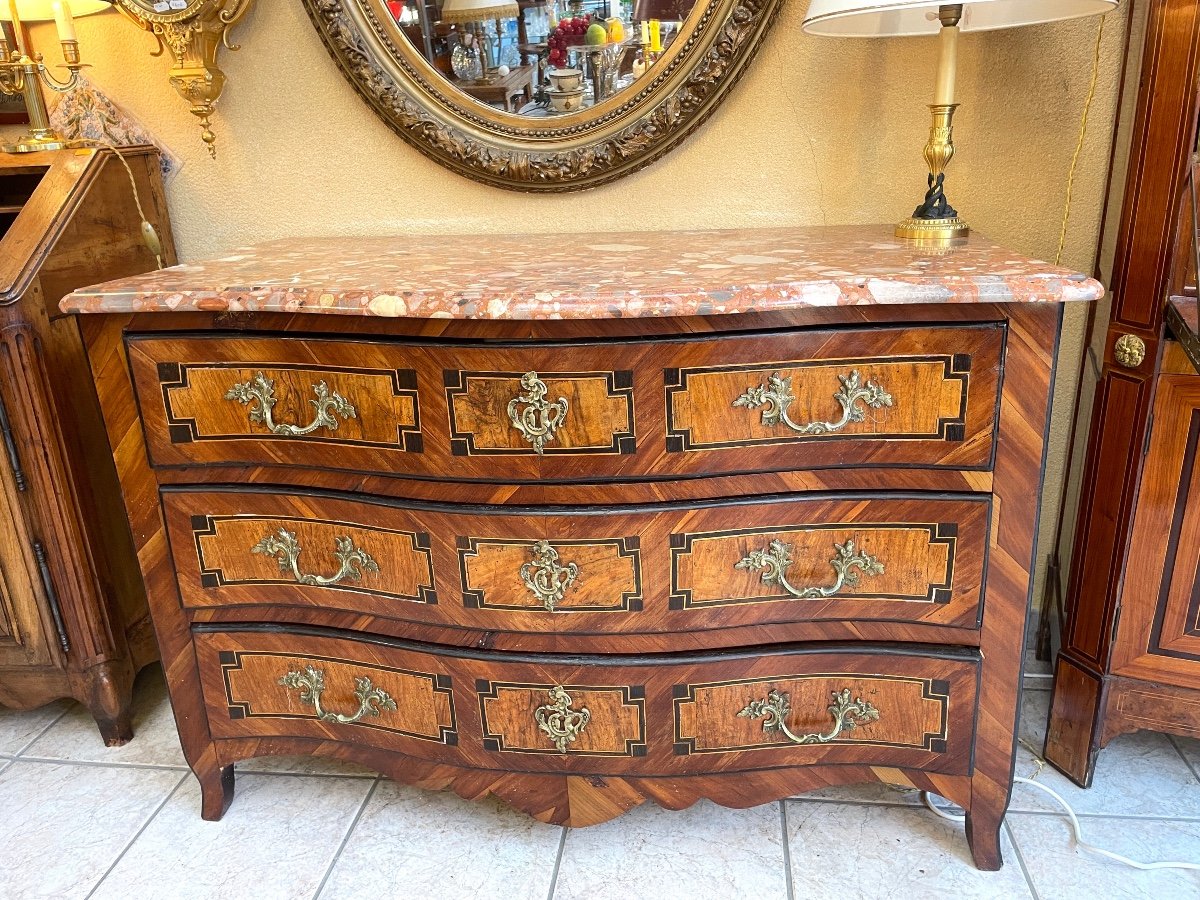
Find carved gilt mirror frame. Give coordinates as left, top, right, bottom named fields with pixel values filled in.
left=301, top=0, right=784, bottom=191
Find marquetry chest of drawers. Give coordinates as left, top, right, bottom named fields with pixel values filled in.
left=62, top=225, right=1102, bottom=871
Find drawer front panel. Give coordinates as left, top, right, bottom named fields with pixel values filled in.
left=668, top=357, right=969, bottom=450
left=219, top=649, right=457, bottom=744
left=674, top=674, right=951, bottom=754
left=131, top=325, right=1002, bottom=479
left=445, top=370, right=635, bottom=456
left=166, top=489, right=988, bottom=634
left=196, top=628, right=978, bottom=776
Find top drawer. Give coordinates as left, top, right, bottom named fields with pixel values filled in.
left=127, top=324, right=1003, bottom=480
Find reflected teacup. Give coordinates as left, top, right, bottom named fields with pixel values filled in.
left=548, top=88, right=586, bottom=113
left=548, top=68, right=584, bottom=92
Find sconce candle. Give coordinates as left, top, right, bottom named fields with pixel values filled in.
left=6, top=0, right=28, bottom=52
left=52, top=0, right=75, bottom=42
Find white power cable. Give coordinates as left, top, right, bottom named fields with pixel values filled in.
left=919, top=781, right=1200, bottom=871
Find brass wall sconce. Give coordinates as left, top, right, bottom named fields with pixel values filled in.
left=803, top=0, right=1120, bottom=243
left=111, top=0, right=254, bottom=157
left=0, top=0, right=107, bottom=153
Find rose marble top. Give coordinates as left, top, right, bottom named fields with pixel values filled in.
left=61, top=225, right=1103, bottom=320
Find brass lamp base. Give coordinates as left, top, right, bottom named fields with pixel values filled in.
left=895, top=216, right=970, bottom=243
left=2, top=131, right=70, bottom=154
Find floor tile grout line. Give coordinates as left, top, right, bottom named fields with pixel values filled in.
left=1004, top=808, right=1200, bottom=823
left=785, top=795, right=1200, bottom=823
left=780, top=802, right=795, bottom=900
left=84, top=771, right=190, bottom=900
left=13, top=755, right=191, bottom=773
left=312, top=776, right=381, bottom=900
left=1168, top=734, right=1200, bottom=781
left=1003, top=819, right=1042, bottom=900
left=234, top=769, right=379, bottom=780
left=545, top=825, right=568, bottom=900
left=11, top=703, right=74, bottom=758
left=7, top=754, right=379, bottom=779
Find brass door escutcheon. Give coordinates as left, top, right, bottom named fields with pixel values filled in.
left=738, top=687, right=880, bottom=744
left=507, top=372, right=568, bottom=455
left=534, top=685, right=591, bottom=753
left=734, top=370, right=893, bottom=435
left=225, top=372, right=357, bottom=436
left=1114, top=334, right=1147, bottom=369
left=252, top=528, right=379, bottom=587
left=278, top=665, right=397, bottom=725
left=519, top=540, right=579, bottom=611
left=736, top=539, right=884, bottom=599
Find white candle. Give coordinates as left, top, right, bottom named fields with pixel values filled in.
left=7, top=0, right=28, bottom=54
left=934, top=23, right=959, bottom=106
left=53, top=0, right=76, bottom=42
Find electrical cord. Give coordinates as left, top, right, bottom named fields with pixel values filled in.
left=1055, top=13, right=1107, bottom=266
left=62, top=138, right=164, bottom=269
left=918, top=779, right=1200, bottom=872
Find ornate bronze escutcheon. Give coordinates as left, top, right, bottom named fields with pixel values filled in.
left=251, top=529, right=379, bottom=587
left=278, top=665, right=397, bottom=725
left=734, top=370, right=894, bottom=435
left=736, top=539, right=884, bottom=599
left=534, top=685, right=591, bottom=753
left=507, top=372, right=568, bottom=455
left=225, top=372, right=357, bottom=436
left=738, top=687, right=880, bottom=744
left=1113, top=334, right=1147, bottom=369
left=519, top=540, right=579, bottom=611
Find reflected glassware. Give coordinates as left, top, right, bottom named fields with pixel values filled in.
left=451, top=41, right=484, bottom=80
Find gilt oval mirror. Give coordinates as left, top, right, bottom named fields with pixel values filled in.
left=302, top=0, right=783, bottom=190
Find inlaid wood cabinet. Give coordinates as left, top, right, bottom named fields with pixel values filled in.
left=0, top=148, right=174, bottom=741
left=64, top=226, right=1099, bottom=870
left=1044, top=1, right=1200, bottom=786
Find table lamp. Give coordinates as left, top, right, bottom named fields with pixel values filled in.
left=1, top=0, right=108, bottom=153
left=442, top=0, right=520, bottom=76
left=803, top=1, right=1119, bottom=242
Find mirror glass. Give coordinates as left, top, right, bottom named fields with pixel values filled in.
left=382, top=0, right=697, bottom=117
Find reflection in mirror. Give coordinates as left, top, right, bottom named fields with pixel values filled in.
left=383, top=0, right=697, bottom=116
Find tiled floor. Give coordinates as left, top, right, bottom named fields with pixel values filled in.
left=1, top=666, right=1197, bottom=900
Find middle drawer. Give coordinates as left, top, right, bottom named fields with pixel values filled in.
left=163, top=488, right=990, bottom=635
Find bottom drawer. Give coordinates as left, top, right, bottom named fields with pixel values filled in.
left=196, top=627, right=979, bottom=777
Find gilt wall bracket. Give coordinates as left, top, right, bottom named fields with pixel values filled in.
left=112, top=0, right=255, bottom=157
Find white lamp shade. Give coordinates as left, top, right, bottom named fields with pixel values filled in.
left=0, top=0, right=110, bottom=21
left=440, top=0, right=519, bottom=25
left=803, top=0, right=1119, bottom=36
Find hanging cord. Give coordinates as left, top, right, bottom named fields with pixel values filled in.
left=919, top=778, right=1200, bottom=871
left=62, top=138, right=164, bottom=269
left=1055, top=15, right=1107, bottom=265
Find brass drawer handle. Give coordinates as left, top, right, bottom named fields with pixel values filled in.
left=252, top=528, right=379, bottom=587
left=278, top=664, right=397, bottom=725
left=736, top=539, right=883, bottom=598
left=519, top=540, right=579, bottom=611
left=738, top=687, right=880, bottom=745
left=734, top=370, right=893, bottom=435
left=225, top=371, right=357, bottom=437
left=507, top=371, right=567, bottom=454
left=535, top=685, right=590, bottom=753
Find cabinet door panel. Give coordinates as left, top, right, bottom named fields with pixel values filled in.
left=1113, top=375, right=1200, bottom=686
left=0, top=446, right=53, bottom=670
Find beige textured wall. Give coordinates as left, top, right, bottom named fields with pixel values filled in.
left=5, top=1, right=1133, bottom=609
